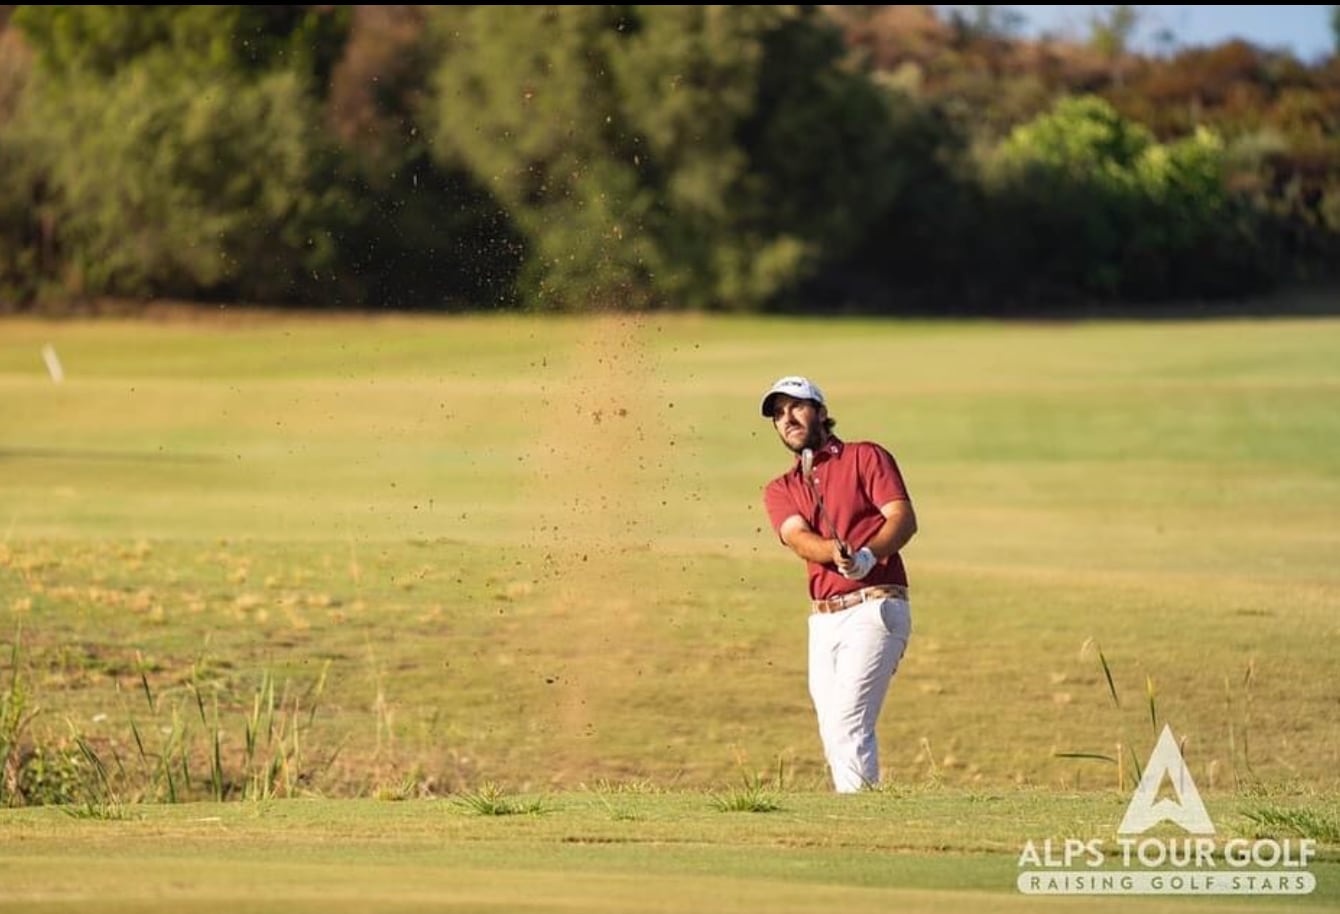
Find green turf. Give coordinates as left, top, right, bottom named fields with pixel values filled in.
left=0, top=790, right=1336, bottom=912
left=2, top=313, right=1336, bottom=791
left=0, top=312, right=1337, bottom=907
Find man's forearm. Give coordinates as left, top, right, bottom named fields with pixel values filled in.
left=784, top=527, right=845, bottom=565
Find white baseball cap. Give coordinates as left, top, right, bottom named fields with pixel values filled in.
left=760, top=376, right=826, bottom=417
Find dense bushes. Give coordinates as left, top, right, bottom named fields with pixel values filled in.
left=0, top=5, right=1335, bottom=313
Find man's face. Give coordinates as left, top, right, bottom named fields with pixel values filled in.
left=769, top=395, right=827, bottom=454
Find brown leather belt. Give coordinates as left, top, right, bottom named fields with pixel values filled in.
left=811, top=583, right=908, bottom=614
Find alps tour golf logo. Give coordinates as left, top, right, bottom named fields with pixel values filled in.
left=1018, top=726, right=1318, bottom=895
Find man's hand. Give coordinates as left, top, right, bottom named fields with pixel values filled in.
left=838, top=546, right=877, bottom=580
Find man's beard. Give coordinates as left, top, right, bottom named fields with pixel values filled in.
left=784, top=424, right=826, bottom=454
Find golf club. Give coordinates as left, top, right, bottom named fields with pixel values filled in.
left=801, top=447, right=849, bottom=558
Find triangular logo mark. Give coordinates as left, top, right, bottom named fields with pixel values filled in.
left=1117, top=725, right=1214, bottom=835
left=1152, top=768, right=1181, bottom=804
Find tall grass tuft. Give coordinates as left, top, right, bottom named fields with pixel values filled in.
left=453, top=782, right=547, bottom=816
left=237, top=668, right=330, bottom=800
left=1, top=628, right=40, bottom=805
left=1242, top=804, right=1340, bottom=843
left=67, top=734, right=129, bottom=819
left=124, top=658, right=192, bottom=804
left=1223, top=659, right=1261, bottom=789
left=709, top=771, right=782, bottom=813
left=47, top=660, right=333, bottom=807
left=1055, top=641, right=1161, bottom=790
left=372, top=771, right=424, bottom=802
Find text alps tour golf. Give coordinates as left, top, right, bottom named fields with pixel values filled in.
left=1015, top=726, right=1320, bottom=896
left=1018, top=836, right=1317, bottom=869
left=1016, top=836, right=1319, bottom=896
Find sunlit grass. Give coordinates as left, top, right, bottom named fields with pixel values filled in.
left=0, top=313, right=1337, bottom=798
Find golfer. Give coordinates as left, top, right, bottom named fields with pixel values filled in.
left=760, top=376, right=917, bottom=792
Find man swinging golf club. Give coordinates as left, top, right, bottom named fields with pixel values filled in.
left=760, top=376, right=917, bottom=793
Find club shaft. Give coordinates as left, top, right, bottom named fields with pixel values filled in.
left=810, top=482, right=849, bottom=558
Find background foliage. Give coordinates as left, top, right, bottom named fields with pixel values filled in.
left=0, top=4, right=1337, bottom=313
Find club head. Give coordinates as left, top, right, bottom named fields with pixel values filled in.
left=800, top=448, right=814, bottom=481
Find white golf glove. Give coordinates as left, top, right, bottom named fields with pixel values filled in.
left=841, top=546, right=877, bottom=580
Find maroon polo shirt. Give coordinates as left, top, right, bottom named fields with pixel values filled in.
left=763, top=436, right=911, bottom=600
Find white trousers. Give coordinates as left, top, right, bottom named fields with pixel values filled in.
left=807, top=597, right=911, bottom=793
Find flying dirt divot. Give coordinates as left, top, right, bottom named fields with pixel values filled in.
left=510, top=315, right=673, bottom=783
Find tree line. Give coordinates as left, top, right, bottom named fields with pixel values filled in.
left=0, top=5, right=1337, bottom=314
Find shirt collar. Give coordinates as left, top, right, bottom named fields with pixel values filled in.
left=793, top=436, right=844, bottom=470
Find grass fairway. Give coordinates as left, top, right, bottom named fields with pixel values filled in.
left=1, top=311, right=1338, bottom=907
left=0, top=790, right=1336, bottom=912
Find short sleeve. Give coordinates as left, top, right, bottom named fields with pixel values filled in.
left=763, top=476, right=803, bottom=538
left=859, top=443, right=910, bottom=506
